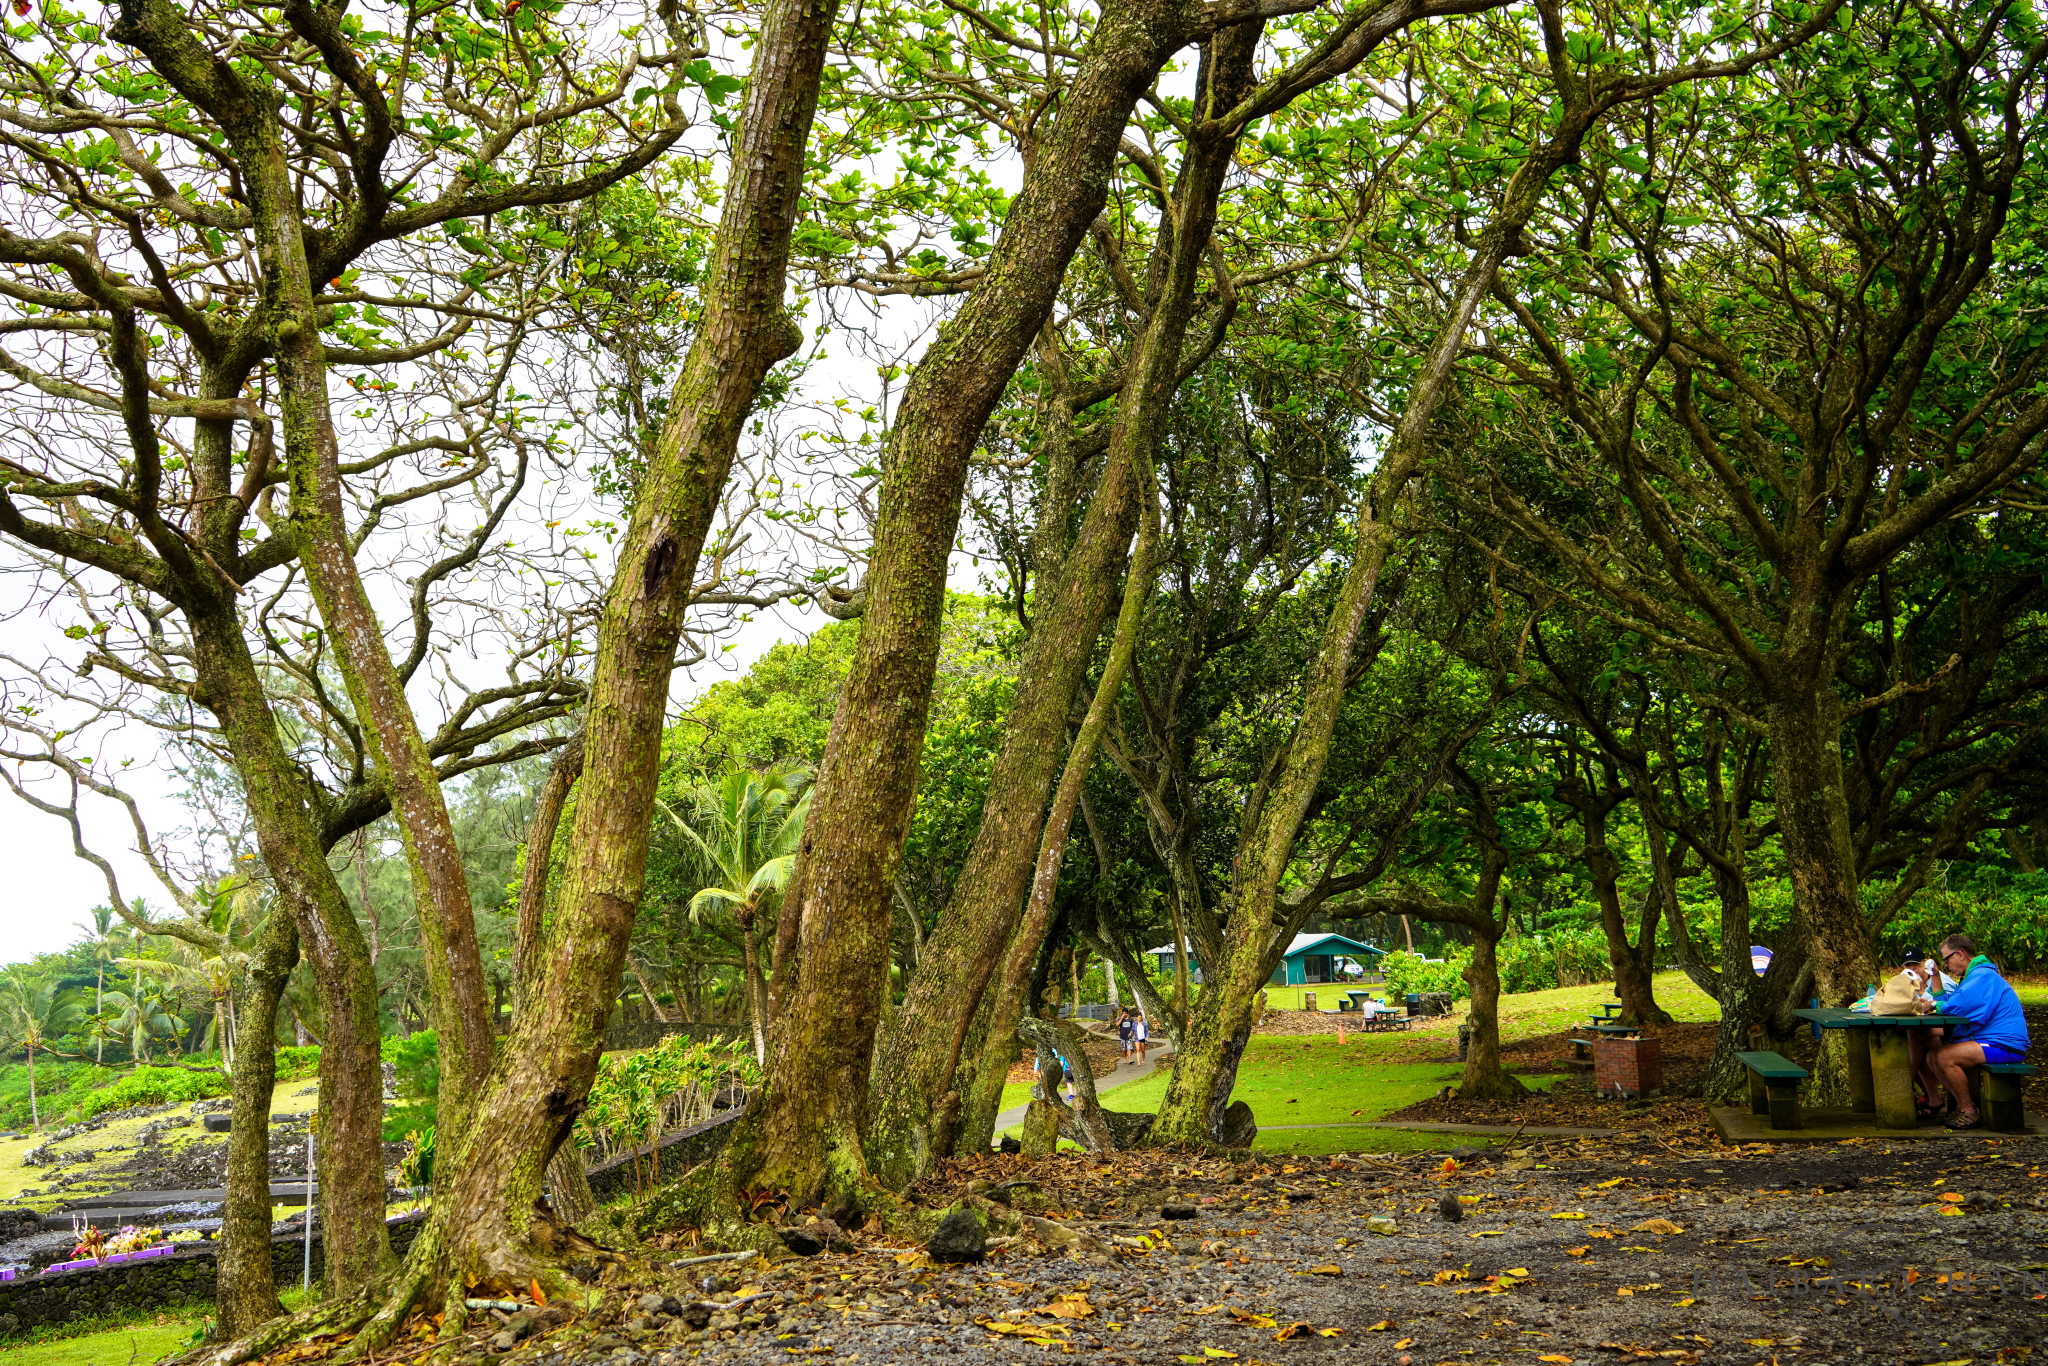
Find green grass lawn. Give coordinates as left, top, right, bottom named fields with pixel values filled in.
left=996, top=971, right=1721, bottom=1152
left=4, top=1317, right=204, bottom=1366
left=1002, top=1032, right=1569, bottom=1147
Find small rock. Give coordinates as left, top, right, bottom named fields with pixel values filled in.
left=1964, top=1192, right=1996, bottom=1209
left=637, top=1293, right=667, bottom=1315
left=203, top=1114, right=232, bottom=1133
left=1160, top=1204, right=1199, bottom=1221
left=490, top=1331, right=519, bottom=1352
left=1366, top=1215, right=1397, bottom=1236
left=778, top=1226, right=824, bottom=1256
left=927, top=1206, right=987, bottom=1264
left=998, top=1136, right=1023, bottom=1154
left=1437, top=1192, right=1464, bottom=1223
left=1448, top=1145, right=1488, bottom=1161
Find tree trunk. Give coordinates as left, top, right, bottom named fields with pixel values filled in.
left=1585, top=827, right=1671, bottom=1026
left=515, top=734, right=584, bottom=1012
left=407, top=0, right=836, bottom=1312
left=1148, top=100, right=1596, bottom=1145
left=741, top=921, right=768, bottom=1066
left=188, top=607, right=392, bottom=1294
left=1459, top=934, right=1527, bottom=1102
left=946, top=500, right=1159, bottom=1160
left=1768, top=689, right=1871, bottom=1105
left=26, top=1044, right=37, bottom=1132
left=731, top=0, right=1209, bottom=1210
left=216, top=909, right=299, bottom=1340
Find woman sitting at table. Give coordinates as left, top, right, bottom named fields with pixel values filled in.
left=1930, top=934, right=2030, bottom=1130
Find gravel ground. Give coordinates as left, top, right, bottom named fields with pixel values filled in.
left=469, top=1132, right=2048, bottom=1366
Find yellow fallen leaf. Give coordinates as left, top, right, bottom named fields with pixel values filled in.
left=1674, top=1297, right=1696, bottom=1306
left=1541, top=1357, right=1576, bottom=1363
left=1551, top=1212, right=1587, bottom=1220
left=1469, top=1230, right=1509, bottom=1237
left=1317, top=1327, right=1341, bottom=1337
left=1590, top=1229, right=1616, bottom=1238
left=1938, top=1192, right=1964, bottom=1202
left=1392, top=1338, right=1412, bottom=1349
left=1302, top=1264, right=1343, bottom=1276
left=1431, top=1269, right=1469, bottom=1284
left=1225, top=1307, right=1277, bottom=1329
left=1596, top=1177, right=1629, bottom=1189
left=1939, top=1207, right=1967, bottom=1217
left=1616, top=1287, right=1633, bottom=1297
left=1201, top=1348, right=1238, bottom=1359
left=1565, top=1246, right=1590, bottom=1257
left=1367, top=1320, right=1395, bottom=1331
left=1506, top=1267, right=1530, bottom=1277
left=1630, top=1218, right=1684, bottom=1235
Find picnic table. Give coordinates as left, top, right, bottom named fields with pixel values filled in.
left=1788, top=1007, right=1967, bottom=1129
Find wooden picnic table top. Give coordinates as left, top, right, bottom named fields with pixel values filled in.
left=1789, top=1006, right=1969, bottom=1029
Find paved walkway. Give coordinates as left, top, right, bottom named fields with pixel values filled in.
left=990, top=1045, right=1177, bottom=1139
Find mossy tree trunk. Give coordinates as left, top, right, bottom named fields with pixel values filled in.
left=217, top=908, right=299, bottom=1340
left=1149, top=93, right=1602, bottom=1142
left=731, top=0, right=1220, bottom=1210
left=863, top=17, right=1255, bottom=1188
left=401, top=0, right=837, bottom=1315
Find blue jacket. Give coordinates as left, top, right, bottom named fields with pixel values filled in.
left=1942, top=956, right=2029, bottom=1054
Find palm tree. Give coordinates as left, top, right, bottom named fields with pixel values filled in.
left=73, top=904, right=128, bottom=1063
left=661, top=765, right=811, bottom=1063
left=1, top=972, right=82, bottom=1130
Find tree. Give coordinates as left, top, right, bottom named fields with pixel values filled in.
left=1459, top=0, right=2048, bottom=1096
left=665, top=766, right=812, bottom=1064
left=0, top=971, right=81, bottom=1131
left=73, top=905, right=128, bottom=1063
left=0, top=0, right=700, bottom=1298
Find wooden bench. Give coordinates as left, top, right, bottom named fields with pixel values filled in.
left=1969, top=1062, right=2036, bottom=1133
left=1737, top=1050, right=1807, bottom=1130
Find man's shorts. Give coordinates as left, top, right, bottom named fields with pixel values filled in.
left=1979, top=1040, right=2028, bottom=1066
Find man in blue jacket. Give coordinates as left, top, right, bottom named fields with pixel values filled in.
left=1932, top=933, right=2030, bottom=1130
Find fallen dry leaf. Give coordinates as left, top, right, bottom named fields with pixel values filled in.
left=1367, top=1320, right=1395, bottom=1331
left=1565, top=1246, right=1591, bottom=1257
left=1302, top=1264, right=1343, bottom=1276
left=1630, top=1218, right=1685, bottom=1235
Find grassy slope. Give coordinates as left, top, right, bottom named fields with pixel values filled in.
left=0, top=1078, right=322, bottom=1211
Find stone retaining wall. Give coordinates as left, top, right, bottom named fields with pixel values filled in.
left=0, top=1213, right=426, bottom=1338
left=584, top=1109, right=744, bottom=1204
left=599, top=1018, right=747, bottom=1054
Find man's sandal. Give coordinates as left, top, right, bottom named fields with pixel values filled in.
left=1944, top=1111, right=1981, bottom=1130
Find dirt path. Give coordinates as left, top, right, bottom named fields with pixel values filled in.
left=449, top=1129, right=2048, bottom=1366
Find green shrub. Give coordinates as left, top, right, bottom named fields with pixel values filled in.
left=76, top=1066, right=228, bottom=1118
left=381, top=1031, right=439, bottom=1101
left=274, top=1045, right=321, bottom=1081
left=1381, top=949, right=1471, bottom=1001
left=382, top=1099, right=437, bottom=1144
left=1496, top=928, right=1610, bottom=994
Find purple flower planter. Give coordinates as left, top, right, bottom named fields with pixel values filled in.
left=41, top=1245, right=176, bottom=1275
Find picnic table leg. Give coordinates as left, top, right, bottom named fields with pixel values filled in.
left=1867, top=1026, right=1916, bottom=1129
left=1845, top=1030, right=1876, bottom=1114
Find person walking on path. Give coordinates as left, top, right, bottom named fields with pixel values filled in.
left=1931, top=934, right=2030, bottom=1130
left=1116, top=1009, right=1136, bottom=1065
left=1134, top=1012, right=1150, bottom=1066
